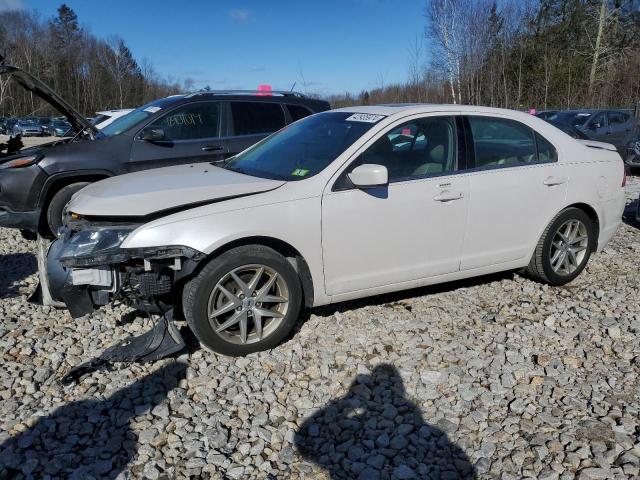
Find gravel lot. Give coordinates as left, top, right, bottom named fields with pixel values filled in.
left=0, top=134, right=57, bottom=149
left=0, top=178, right=639, bottom=480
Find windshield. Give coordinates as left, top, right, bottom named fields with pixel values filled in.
left=100, top=109, right=152, bottom=136
left=100, top=97, right=179, bottom=136
left=224, top=111, right=381, bottom=181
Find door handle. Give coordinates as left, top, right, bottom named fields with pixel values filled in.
left=202, top=145, right=223, bottom=152
left=433, top=191, right=463, bottom=202
left=543, top=176, right=567, bottom=186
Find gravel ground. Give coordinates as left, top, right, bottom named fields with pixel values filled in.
left=0, top=134, right=56, bottom=148
left=0, top=178, right=639, bottom=480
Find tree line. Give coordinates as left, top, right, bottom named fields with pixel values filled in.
left=0, top=4, right=181, bottom=118
left=330, top=0, right=640, bottom=111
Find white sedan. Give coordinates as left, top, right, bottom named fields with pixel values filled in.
left=48, top=104, right=626, bottom=356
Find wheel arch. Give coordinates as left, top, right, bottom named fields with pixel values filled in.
left=202, top=236, right=315, bottom=308
left=37, top=170, right=113, bottom=233
left=563, top=202, right=600, bottom=251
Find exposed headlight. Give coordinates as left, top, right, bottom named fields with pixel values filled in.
left=0, top=155, right=40, bottom=169
left=59, top=227, right=136, bottom=262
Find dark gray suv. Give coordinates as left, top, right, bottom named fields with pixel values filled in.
left=0, top=64, right=330, bottom=236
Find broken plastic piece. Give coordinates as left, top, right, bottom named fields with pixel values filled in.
left=61, top=309, right=186, bottom=384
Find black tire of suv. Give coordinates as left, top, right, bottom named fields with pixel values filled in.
left=526, top=207, right=595, bottom=286
left=182, top=245, right=303, bottom=356
left=46, top=182, right=90, bottom=236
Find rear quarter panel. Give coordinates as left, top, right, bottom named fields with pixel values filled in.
left=563, top=145, right=625, bottom=251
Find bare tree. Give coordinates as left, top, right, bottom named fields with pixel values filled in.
left=426, top=0, right=465, bottom=104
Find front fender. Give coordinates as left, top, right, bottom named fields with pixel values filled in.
left=122, top=197, right=329, bottom=306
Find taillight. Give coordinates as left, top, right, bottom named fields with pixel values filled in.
left=622, top=165, right=628, bottom=187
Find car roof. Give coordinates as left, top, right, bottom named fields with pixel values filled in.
left=331, top=103, right=544, bottom=120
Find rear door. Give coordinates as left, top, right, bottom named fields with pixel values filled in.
left=128, top=101, right=227, bottom=171
left=224, top=102, right=287, bottom=161
left=460, top=115, right=567, bottom=270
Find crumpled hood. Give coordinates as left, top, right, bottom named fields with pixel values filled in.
left=67, top=163, right=285, bottom=217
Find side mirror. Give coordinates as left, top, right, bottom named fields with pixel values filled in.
left=140, top=127, right=165, bottom=142
left=348, top=164, right=388, bottom=188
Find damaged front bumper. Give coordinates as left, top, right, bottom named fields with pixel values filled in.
left=45, top=226, right=205, bottom=318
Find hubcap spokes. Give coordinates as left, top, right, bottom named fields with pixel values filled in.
left=208, top=264, right=289, bottom=345
left=550, top=219, right=588, bottom=275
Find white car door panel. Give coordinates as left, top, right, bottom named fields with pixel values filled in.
left=322, top=176, right=469, bottom=295
left=461, top=163, right=568, bottom=270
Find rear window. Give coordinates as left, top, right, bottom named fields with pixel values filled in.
left=286, top=104, right=313, bottom=122
left=469, top=116, right=556, bottom=168
left=231, top=102, right=286, bottom=136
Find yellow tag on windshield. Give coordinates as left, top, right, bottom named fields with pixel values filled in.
left=291, top=168, right=309, bottom=177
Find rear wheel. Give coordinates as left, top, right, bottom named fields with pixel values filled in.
left=46, top=182, right=90, bottom=236
left=526, top=207, right=595, bottom=286
left=182, top=245, right=302, bottom=356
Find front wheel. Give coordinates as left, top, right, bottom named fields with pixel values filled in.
left=182, top=245, right=302, bottom=356
left=526, top=207, right=595, bottom=286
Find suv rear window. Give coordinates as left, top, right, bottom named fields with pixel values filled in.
left=231, top=102, right=286, bottom=136
left=287, top=104, right=313, bottom=122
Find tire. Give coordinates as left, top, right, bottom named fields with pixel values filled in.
left=526, top=207, right=595, bottom=286
left=46, top=182, right=90, bottom=236
left=182, top=245, right=302, bottom=356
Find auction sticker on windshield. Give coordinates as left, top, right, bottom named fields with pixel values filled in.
left=345, top=113, right=386, bottom=123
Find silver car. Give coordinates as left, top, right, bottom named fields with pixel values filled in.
left=13, top=119, right=43, bottom=137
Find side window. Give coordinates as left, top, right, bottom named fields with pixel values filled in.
left=535, top=132, right=558, bottom=163
left=590, top=112, right=606, bottom=129
left=231, top=102, right=286, bottom=135
left=148, top=102, right=219, bottom=140
left=608, top=111, right=630, bottom=125
left=358, top=116, right=457, bottom=183
left=286, top=104, right=313, bottom=122
left=468, top=116, right=537, bottom=168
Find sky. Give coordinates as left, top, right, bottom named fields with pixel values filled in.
left=5, top=0, right=431, bottom=96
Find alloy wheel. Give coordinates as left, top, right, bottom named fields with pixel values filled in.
left=549, top=219, right=589, bottom=275
left=207, top=264, right=289, bottom=345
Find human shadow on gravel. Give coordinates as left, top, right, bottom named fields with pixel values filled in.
left=295, top=364, right=475, bottom=480
left=0, top=362, right=186, bottom=480
left=0, top=252, right=37, bottom=298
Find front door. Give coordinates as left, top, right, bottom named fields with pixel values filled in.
left=128, top=101, right=227, bottom=171
left=321, top=115, right=469, bottom=296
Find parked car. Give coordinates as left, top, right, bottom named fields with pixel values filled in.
left=536, top=109, right=638, bottom=150
left=50, top=119, right=73, bottom=137
left=92, top=109, right=134, bottom=129
left=13, top=119, right=44, bottom=136
left=0, top=64, right=330, bottom=236
left=36, top=117, right=54, bottom=135
left=625, top=135, right=640, bottom=172
left=44, top=105, right=626, bottom=356
left=1, top=118, right=18, bottom=135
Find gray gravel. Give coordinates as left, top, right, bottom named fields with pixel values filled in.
left=0, top=178, right=639, bottom=479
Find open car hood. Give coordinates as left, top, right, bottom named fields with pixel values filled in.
left=66, top=163, right=285, bottom=218
left=0, top=63, right=98, bottom=136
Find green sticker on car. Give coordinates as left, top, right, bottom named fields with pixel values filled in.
left=291, top=168, right=309, bottom=177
